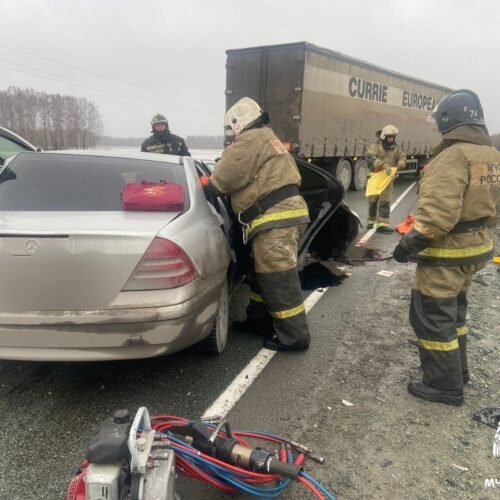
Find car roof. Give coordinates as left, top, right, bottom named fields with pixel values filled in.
left=0, top=126, right=37, bottom=151
left=42, top=149, right=184, bottom=164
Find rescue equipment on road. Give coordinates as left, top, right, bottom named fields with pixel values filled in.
left=66, top=407, right=335, bottom=500
left=395, top=214, right=416, bottom=234
left=365, top=167, right=397, bottom=197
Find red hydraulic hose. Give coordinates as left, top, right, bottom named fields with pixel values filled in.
left=294, top=453, right=306, bottom=467
left=298, top=475, right=325, bottom=500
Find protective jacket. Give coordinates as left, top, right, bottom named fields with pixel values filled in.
left=141, top=132, right=190, bottom=156
left=210, top=127, right=309, bottom=240
left=366, top=142, right=406, bottom=172
left=411, top=125, right=499, bottom=266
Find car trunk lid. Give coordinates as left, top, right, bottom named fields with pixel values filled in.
left=0, top=212, right=179, bottom=312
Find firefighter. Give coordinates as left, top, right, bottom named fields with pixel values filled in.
left=365, top=125, right=406, bottom=232
left=393, top=89, right=500, bottom=406
left=141, top=113, right=190, bottom=156
left=206, top=97, right=311, bottom=351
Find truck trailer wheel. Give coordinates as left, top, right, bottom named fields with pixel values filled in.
left=350, top=158, right=368, bottom=191
left=334, top=158, right=352, bottom=192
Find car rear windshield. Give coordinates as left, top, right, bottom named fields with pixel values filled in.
left=0, top=152, right=188, bottom=211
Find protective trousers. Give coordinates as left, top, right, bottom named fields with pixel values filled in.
left=367, top=179, right=393, bottom=227
left=410, top=263, right=486, bottom=390
left=245, top=225, right=310, bottom=347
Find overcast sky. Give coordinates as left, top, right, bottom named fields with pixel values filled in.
left=1, top=0, right=499, bottom=138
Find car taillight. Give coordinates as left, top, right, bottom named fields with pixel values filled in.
left=123, top=237, right=198, bottom=291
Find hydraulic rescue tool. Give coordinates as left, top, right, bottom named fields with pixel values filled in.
left=66, top=407, right=335, bottom=499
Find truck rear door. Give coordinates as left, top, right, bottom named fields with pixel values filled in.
left=226, top=46, right=305, bottom=147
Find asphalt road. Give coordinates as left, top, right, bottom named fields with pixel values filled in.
left=0, top=177, right=419, bottom=499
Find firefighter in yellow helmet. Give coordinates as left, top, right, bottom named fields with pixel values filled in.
left=393, top=89, right=500, bottom=405
left=365, top=125, right=406, bottom=233
left=206, top=97, right=310, bottom=351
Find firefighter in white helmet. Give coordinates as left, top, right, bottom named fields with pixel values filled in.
left=206, top=97, right=311, bottom=351
left=365, top=125, right=406, bottom=233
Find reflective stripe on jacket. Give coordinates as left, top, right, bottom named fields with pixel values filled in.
left=414, top=125, right=499, bottom=266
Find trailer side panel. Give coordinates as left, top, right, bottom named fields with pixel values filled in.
left=300, top=49, right=449, bottom=158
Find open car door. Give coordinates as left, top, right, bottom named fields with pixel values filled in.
left=295, top=158, right=360, bottom=268
left=195, top=157, right=360, bottom=280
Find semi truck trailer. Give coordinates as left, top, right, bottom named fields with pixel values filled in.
left=225, top=42, right=452, bottom=191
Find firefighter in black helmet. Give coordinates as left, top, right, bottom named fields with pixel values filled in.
left=141, top=114, right=190, bottom=156
left=393, top=89, right=500, bottom=406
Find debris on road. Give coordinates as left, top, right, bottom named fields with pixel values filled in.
left=377, top=270, right=394, bottom=277
left=451, top=463, right=469, bottom=472
left=473, top=407, right=500, bottom=428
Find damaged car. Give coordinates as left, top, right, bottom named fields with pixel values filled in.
left=0, top=149, right=359, bottom=361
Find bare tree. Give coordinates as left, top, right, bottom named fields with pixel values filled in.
left=0, top=87, right=103, bottom=149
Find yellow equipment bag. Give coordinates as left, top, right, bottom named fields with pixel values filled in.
left=365, top=168, right=397, bottom=197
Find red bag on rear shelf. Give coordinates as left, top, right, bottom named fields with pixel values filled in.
left=121, top=180, right=185, bottom=211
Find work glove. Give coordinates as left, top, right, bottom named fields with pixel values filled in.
left=199, top=175, right=222, bottom=201
left=393, top=244, right=411, bottom=263
left=199, top=175, right=210, bottom=188
left=393, top=228, right=432, bottom=263
left=384, top=164, right=393, bottom=176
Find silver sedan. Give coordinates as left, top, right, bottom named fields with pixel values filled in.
left=0, top=148, right=359, bottom=361
left=0, top=150, right=231, bottom=361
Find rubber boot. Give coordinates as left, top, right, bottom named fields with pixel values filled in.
left=232, top=318, right=274, bottom=337
left=409, top=289, right=464, bottom=402
left=408, top=381, right=464, bottom=406
left=263, top=335, right=309, bottom=352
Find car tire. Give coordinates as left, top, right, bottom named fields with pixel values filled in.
left=350, top=158, right=368, bottom=191
left=199, top=279, right=229, bottom=355
left=334, top=158, right=352, bottom=192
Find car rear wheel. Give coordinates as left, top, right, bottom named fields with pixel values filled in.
left=199, top=279, right=229, bottom=354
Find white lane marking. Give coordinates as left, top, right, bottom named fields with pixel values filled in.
left=390, top=181, right=418, bottom=214
left=355, top=227, right=376, bottom=247
left=355, top=181, right=417, bottom=246
left=202, top=288, right=327, bottom=419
